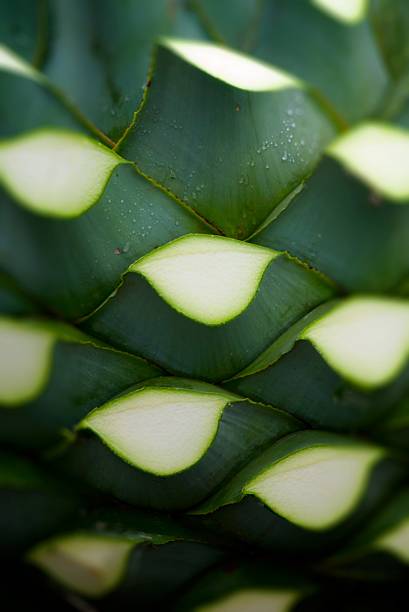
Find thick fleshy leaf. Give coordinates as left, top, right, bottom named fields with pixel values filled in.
left=0, top=452, right=80, bottom=556
left=4, top=2, right=409, bottom=592
left=36, top=1, right=209, bottom=142
left=235, top=297, right=409, bottom=390
left=243, top=0, right=388, bottom=123
left=57, top=377, right=300, bottom=509
left=0, top=45, right=92, bottom=139
left=0, top=0, right=44, bottom=62
left=119, top=39, right=336, bottom=238
left=226, top=335, right=409, bottom=432
left=0, top=274, right=39, bottom=316
left=0, top=316, right=162, bottom=449
left=372, top=395, right=409, bottom=449
left=81, top=384, right=239, bottom=476
left=330, top=489, right=409, bottom=578
left=41, top=0, right=172, bottom=141
left=195, top=589, right=301, bottom=612
left=191, top=0, right=261, bottom=49
left=196, top=432, right=383, bottom=530
left=0, top=147, right=211, bottom=317
left=244, top=445, right=381, bottom=530
left=192, top=432, right=402, bottom=553
left=29, top=533, right=135, bottom=598
left=226, top=298, right=409, bottom=429
left=372, top=520, right=409, bottom=564
left=251, top=155, right=409, bottom=293
left=301, top=297, right=409, bottom=389
left=370, top=0, right=409, bottom=79
left=176, top=562, right=311, bottom=612
left=82, top=252, right=334, bottom=381
left=28, top=508, right=224, bottom=605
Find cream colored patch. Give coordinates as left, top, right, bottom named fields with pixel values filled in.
left=132, top=235, right=276, bottom=325
left=245, top=445, right=382, bottom=530
left=0, top=318, right=55, bottom=405
left=163, top=39, right=299, bottom=91
left=29, top=534, right=134, bottom=598
left=83, top=387, right=232, bottom=475
left=0, top=130, right=123, bottom=216
left=197, top=589, right=301, bottom=612
left=302, top=297, right=409, bottom=389
left=328, top=123, right=409, bottom=202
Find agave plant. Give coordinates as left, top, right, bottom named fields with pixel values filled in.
left=1, top=1, right=409, bottom=610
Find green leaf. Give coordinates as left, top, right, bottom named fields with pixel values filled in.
left=328, top=488, right=409, bottom=579
left=370, top=0, right=409, bottom=80
left=37, top=0, right=208, bottom=142
left=0, top=45, right=89, bottom=139
left=242, top=0, right=389, bottom=123
left=371, top=395, right=409, bottom=450
left=195, top=432, right=383, bottom=523
left=184, top=586, right=302, bottom=612
left=119, top=39, right=336, bottom=238
left=351, top=489, right=409, bottom=564
left=81, top=382, right=241, bottom=476
left=191, top=0, right=262, bottom=49
left=234, top=297, right=409, bottom=390
left=251, top=156, right=409, bottom=293
left=0, top=452, right=80, bottom=557
left=300, top=297, right=409, bottom=388
left=0, top=156, right=211, bottom=318
left=81, top=252, right=334, bottom=381
left=0, top=0, right=45, bottom=63
left=192, top=431, right=403, bottom=553
left=56, top=377, right=300, bottom=509
left=41, top=0, right=173, bottom=141
left=225, top=298, right=409, bottom=429
left=27, top=507, right=224, bottom=605
left=0, top=316, right=162, bottom=449
left=244, top=447, right=381, bottom=530
left=0, top=274, right=39, bottom=316
left=29, top=532, right=135, bottom=599
left=176, top=561, right=312, bottom=612
left=226, top=339, right=409, bottom=432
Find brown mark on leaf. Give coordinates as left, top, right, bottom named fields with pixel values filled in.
left=369, top=191, right=383, bottom=207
